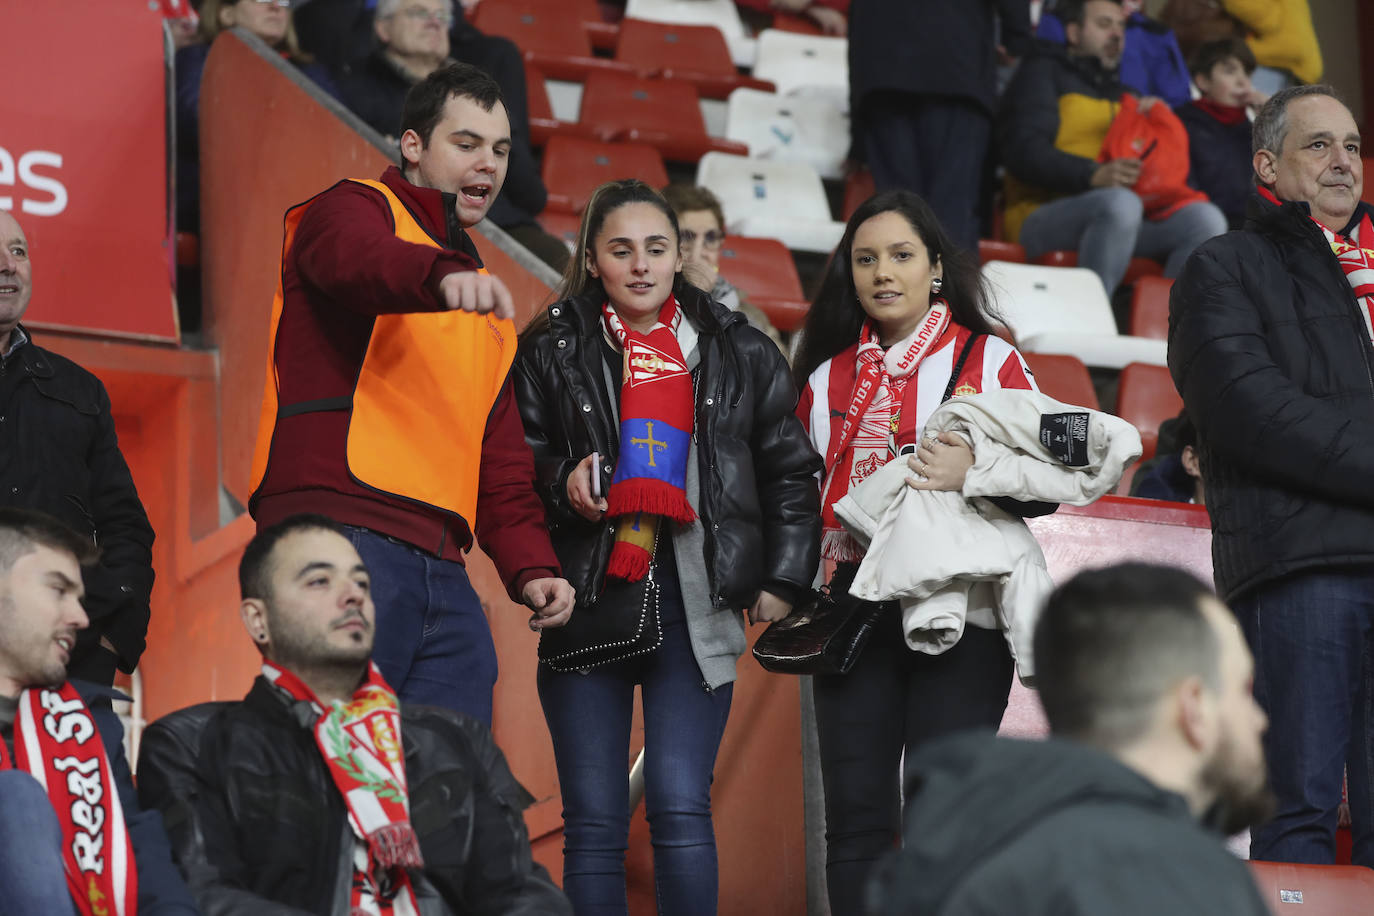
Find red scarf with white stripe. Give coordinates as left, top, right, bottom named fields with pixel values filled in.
left=1316, top=213, right=1374, bottom=341
left=263, top=661, right=421, bottom=916
left=819, top=304, right=951, bottom=561
left=601, top=297, right=697, bottom=581
left=1260, top=187, right=1374, bottom=341
left=0, top=683, right=137, bottom=916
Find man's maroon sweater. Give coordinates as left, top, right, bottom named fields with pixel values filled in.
left=252, top=167, right=559, bottom=598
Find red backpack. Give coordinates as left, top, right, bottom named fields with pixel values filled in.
left=1099, top=94, right=1208, bottom=220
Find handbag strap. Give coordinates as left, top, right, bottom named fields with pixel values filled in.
left=940, top=333, right=983, bottom=403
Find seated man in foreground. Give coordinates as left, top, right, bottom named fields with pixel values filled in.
left=0, top=508, right=196, bottom=915
left=137, top=513, right=569, bottom=915
left=870, top=563, right=1272, bottom=915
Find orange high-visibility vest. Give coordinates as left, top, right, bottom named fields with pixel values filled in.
left=250, top=179, right=516, bottom=526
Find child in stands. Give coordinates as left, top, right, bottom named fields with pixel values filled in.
left=1175, top=38, right=1269, bottom=229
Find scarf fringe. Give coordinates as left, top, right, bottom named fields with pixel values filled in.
left=607, top=479, right=696, bottom=524
left=821, top=528, right=865, bottom=564
left=607, top=542, right=653, bottom=581
left=371, top=824, right=424, bottom=870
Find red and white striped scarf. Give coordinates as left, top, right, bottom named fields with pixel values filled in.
left=263, top=661, right=422, bottom=916
left=819, top=304, right=951, bottom=561
left=1316, top=212, right=1374, bottom=342
left=0, top=683, right=137, bottom=916
left=1259, top=187, right=1374, bottom=341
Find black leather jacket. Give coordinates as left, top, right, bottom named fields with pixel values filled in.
left=513, top=283, right=823, bottom=608
left=0, top=328, right=154, bottom=677
left=1170, top=195, right=1374, bottom=600
left=136, top=677, right=571, bottom=916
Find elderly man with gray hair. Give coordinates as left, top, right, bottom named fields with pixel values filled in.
left=1169, top=84, right=1371, bottom=866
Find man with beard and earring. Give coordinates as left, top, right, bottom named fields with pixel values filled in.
left=869, top=563, right=1273, bottom=915
left=136, top=514, right=570, bottom=914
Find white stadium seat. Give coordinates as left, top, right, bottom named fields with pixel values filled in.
left=981, top=261, right=1168, bottom=369
left=724, top=87, right=849, bottom=180
left=695, top=152, right=846, bottom=254
left=752, top=28, right=848, bottom=110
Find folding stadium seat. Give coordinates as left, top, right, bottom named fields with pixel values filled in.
left=724, top=87, right=848, bottom=180
left=624, top=0, right=753, bottom=66
left=577, top=71, right=748, bottom=163
left=716, top=236, right=810, bottom=333
left=752, top=29, right=849, bottom=110
left=981, top=261, right=1167, bottom=369
left=614, top=19, right=774, bottom=101
left=1033, top=249, right=1164, bottom=287
left=843, top=167, right=876, bottom=220
left=525, top=64, right=598, bottom=148
left=771, top=12, right=821, bottom=34
left=1021, top=353, right=1099, bottom=410
left=1128, top=275, right=1174, bottom=340
left=979, top=240, right=1027, bottom=266
left=695, top=152, right=846, bottom=254
left=540, top=135, right=670, bottom=215
left=480, top=0, right=618, bottom=51
left=472, top=2, right=636, bottom=84
left=1115, top=362, right=1182, bottom=460
left=1248, top=861, right=1374, bottom=915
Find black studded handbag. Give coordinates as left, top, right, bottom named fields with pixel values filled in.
left=538, top=532, right=664, bottom=672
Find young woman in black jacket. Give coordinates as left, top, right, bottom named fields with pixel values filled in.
left=513, top=179, right=821, bottom=915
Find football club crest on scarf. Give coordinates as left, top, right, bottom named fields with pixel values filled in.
left=602, top=297, right=696, bottom=581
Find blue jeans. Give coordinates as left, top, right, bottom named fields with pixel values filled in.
left=538, top=578, right=733, bottom=916
left=0, top=771, right=78, bottom=915
left=344, top=525, right=499, bottom=725
left=1234, top=570, right=1374, bottom=867
left=1020, top=187, right=1227, bottom=297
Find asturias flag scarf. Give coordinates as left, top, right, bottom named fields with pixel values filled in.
left=0, top=682, right=138, bottom=916
left=263, top=661, right=422, bottom=916
left=601, top=296, right=697, bottom=581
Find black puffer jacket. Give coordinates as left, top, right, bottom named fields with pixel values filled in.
left=513, top=283, right=822, bottom=609
left=1169, top=194, right=1374, bottom=600
left=136, top=677, right=570, bottom=916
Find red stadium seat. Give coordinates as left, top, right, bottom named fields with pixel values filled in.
left=540, top=135, right=670, bottom=215
left=1034, top=250, right=1163, bottom=287
left=1129, top=275, right=1174, bottom=340
left=843, top=168, right=876, bottom=221
left=614, top=19, right=774, bottom=100
left=1248, top=861, right=1374, bottom=914
left=472, top=2, right=636, bottom=83
left=1116, top=362, right=1182, bottom=460
left=771, top=12, right=822, bottom=34
left=524, top=64, right=598, bottom=148
left=536, top=209, right=582, bottom=249
left=480, top=0, right=618, bottom=49
left=175, top=231, right=200, bottom=268
left=979, top=240, right=1027, bottom=265
left=1022, top=353, right=1099, bottom=410
left=577, top=71, right=748, bottom=163
left=716, top=236, right=810, bottom=333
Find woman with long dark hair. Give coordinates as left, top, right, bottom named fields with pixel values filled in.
left=514, top=179, right=821, bottom=915
left=795, top=189, right=1051, bottom=914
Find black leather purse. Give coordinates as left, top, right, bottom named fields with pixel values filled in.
left=538, top=534, right=664, bottom=672
left=751, top=578, right=886, bottom=676
left=752, top=333, right=983, bottom=676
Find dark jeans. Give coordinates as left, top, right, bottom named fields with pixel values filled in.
left=0, top=771, right=79, bottom=915
left=343, top=525, right=499, bottom=726
left=859, top=91, right=991, bottom=255
left=813, top=586, right=1014, bottom=916
left=1234, top=570, right=1374, bottom=867
left=538, top=570, right=733, bottom=916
